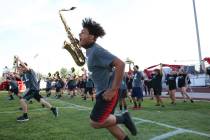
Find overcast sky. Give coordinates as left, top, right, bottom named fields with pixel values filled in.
left=0, top=0, right=209, bottom=75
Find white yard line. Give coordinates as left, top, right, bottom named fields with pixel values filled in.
left=133, top=117, right=179, bottom=129
left=0, top=106, right=86, bottom=114
left=133, top=117, right=210, bottom=138
left=47, top=98, right=91, bottom=110
left=150, top=129, right=185, bottom=140
left=135, top=120, right=146, bottom=125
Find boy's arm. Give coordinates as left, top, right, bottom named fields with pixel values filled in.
left=102, top=58, right=125, bottom=101
left=15, top=56, right=30, bottom=71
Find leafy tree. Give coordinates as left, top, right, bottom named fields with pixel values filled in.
left=60, top=67, right=68, bottom=78
left=0, top=76, right=3, bottom=83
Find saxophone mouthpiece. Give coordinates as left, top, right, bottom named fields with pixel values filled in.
left=60, top=7, right=76, bottom=11
left=70, top=7, right=76, bottom=10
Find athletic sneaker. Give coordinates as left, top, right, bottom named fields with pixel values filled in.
left=16, top=115, right=29, bottom=122
left=171, top=102, right=176, bottom=105
left=46, top=93, right=51, bottom=97
left=56, top=95, right=62, bottom=99
left=8, top=97, right=14, bottom=100
left=123, top=111, right=137, bottom=136
left=131, top=106, right=138, bottom=110
left=51, top=107, right=58, bottom=117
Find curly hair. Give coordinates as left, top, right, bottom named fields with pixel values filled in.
left=82, top=18, right=105, bottom=38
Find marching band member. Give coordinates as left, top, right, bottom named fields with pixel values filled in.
left=15, top=56, right=58, bottom=122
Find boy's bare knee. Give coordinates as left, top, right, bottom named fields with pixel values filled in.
left=90, top=120, right=102, bottom=129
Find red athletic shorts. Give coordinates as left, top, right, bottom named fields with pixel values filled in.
left=90, top=90, right=119, bottom=124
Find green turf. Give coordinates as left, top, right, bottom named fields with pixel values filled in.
left=0, top=91, right=209, bottom=140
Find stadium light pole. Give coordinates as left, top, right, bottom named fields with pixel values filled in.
left=192, top=0, right=205, bottom=73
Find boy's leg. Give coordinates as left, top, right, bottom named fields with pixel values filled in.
left=17, top=98, right=29, bottom=122
left=90, top=92, right=137, bottom=138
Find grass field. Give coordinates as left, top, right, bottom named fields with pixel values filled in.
left=0, top=90, right=210, bottom=140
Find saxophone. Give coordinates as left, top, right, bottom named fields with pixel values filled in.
left=59, top=7, right=85, bottom=66
left=13, top=56, right=18, bottom=73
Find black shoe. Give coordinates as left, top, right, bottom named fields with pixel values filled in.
left=123, top=111, right=137, bottom=136
left=41, top=104, right=45, bottom=108
left=16, top=115, right=29, bottom=122
left=190, top=99, right=194, bottom=103
left=56, top=95, right=62, bottom=99
left=46, top=93, right=51, bottom=97
left=51, top=108, right=58, bottom=117
left=29, top=100, right=33, bottom=104
left=171, top=102, right=176, bottom=105
left=18, top=107, right=22, bottom=110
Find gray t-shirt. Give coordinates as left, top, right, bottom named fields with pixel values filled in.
left=22, top=69, right=39, bottom=91
left=132, top=71, right=143, bottom=87
left=86, top=43, right=117, bottom=95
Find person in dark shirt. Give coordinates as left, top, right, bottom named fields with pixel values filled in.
left=6, top=75, right=19, bottom=100
left=166, top=71, right=177, bottom=104
left=77, top=76, right=85, bottom=96
left=177, top=70, right=194, bottom=103
left=118, top=74, right=128, bottom=112
left=66, top=75, right=77, bottom=98
left=15, top=56, right=58, bottom=122
left=83, top=77, right=94, bottom=101
left=151, top=64, right=165, bottom=107
left=126, top=73, right=133, bottom=103
left=54, top=75, right=65, bottom=99
left=45, top=73, right=52, bottom=97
